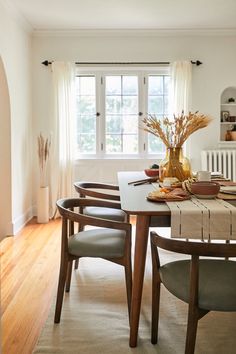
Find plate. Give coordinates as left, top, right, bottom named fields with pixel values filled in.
left=220, top=187, right=236, bottom=194
left=193, top=194, right=218, bottom=199
left=220, top=190, right=236, bottom=195
left=147, top=195, right=191, bottom=202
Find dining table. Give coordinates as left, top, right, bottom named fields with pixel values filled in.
left=118, top=170, right=236, bottom=348
left=118, top=171, right=171, bottom=347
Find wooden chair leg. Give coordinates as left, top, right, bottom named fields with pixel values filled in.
left=151, top=280, right=161, bottom=344
left=74, top=224, right=84, bottom=270
left=54, top=258, right=68, bottom=323
left=124, top=258, right=132, bottom=319
left=185, top=307, right=199, bottom=354
left=74, top=259, right=79, bottom=270
left=66, top=261, right=73, bottom=292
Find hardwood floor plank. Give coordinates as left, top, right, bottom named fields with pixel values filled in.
left=0, top=218, right=61, bottom=354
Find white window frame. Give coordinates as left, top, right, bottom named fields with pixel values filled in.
left=75, top=66, right=170, bottom=160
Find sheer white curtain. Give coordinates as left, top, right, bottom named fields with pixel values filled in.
left=49, top=62, right=76, bottom=218
left=171, top=61, right=192, bottom=156
left=171, top=61, right=192, bottom=115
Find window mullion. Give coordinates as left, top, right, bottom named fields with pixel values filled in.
left=99, top=73, right=105, bottom=157
left=138, top=73, right=147, bottom=157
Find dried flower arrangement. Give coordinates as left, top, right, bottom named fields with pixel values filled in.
left=142, top=111, right=212, bottom=181
left=142, top=111, right=212, bottom=148
left=37, top=133, right=51, bottom=187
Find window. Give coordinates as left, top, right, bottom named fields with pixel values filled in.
left=75, top=68, right=170, bottom=158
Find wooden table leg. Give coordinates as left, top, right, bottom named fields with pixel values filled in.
left=129, top=214, right=150, bottom=347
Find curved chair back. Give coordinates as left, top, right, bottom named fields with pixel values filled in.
left=74, top=181, right=120, bottom=201
left=150, top=232, right=236, bottom=354
left=151, top=233, right=236, bottom=258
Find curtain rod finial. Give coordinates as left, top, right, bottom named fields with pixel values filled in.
left=42, top=60, right=51, bottom=66
left=191, top=60, right=202, bottom=66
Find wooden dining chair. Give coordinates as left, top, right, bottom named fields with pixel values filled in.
left=73, top=181, right=129, bottom=269
left=150, top=231, right=236, bottom=354
left=55, top=197, right=132, bottom=324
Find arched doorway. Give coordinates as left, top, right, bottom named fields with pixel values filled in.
left=0, top=56, right=12, bottom=240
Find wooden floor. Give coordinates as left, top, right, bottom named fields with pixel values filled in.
left=0, top=218, right=61, bottom=354
left=0, top=216, right=137, bottom=353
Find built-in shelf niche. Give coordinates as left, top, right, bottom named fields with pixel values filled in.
left=220, top=86, right=236, bottom=143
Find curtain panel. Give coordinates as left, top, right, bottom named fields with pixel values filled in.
left=50, top=62, right=76, bottom=218
left=171, top=61, right=192, bottom=115
left=171, top=61, right=192, bottom=156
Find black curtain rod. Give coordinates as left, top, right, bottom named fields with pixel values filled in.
left=42, top=60, right=202, bottom=66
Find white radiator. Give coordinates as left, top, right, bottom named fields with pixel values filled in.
left=201, top=150, right=236, bottom=182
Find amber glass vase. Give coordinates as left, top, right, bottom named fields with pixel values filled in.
left=159, top=147, right=192, bottom=182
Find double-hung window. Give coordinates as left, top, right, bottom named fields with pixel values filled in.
left=75, top=67, right=170, bottom=159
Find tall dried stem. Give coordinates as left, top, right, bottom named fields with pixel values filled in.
left=37, top=133, right=51, bottom=187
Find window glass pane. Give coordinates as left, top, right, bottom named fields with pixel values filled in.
left=106, top=115, right=121, bottom=133
left=122, top=96, right=138, bottom=114
left=123, top=135, right=138, bottom=153
left=78, top=76, right=95, bottom=95
left=106, top=96, right=121, bottom=114
left=77, top=134, right=96, bottom=153
left=123, top=76, right=138, bottom=95
left=148, top=96, right=164, bottom=114
left=149, top=76, right=163, bottom=95
left=148, top=134, right=165, bottom=154
left=78, top=115, right=96, bottom=133
left=147, top=75, right=170, bottom=154
left=77, top=96, right=95, bottom=114
left=106, top=135, right=121, bottom=153
left=105, top=75, right=139, bottom=154
left=76, top=76, right=96, bottom=153
left=122, top=115, right=138, bottom=134
left=106, top=76, right=121, bottom=95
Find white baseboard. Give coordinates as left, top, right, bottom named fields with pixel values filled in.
left=12, top=207, right=34, bottom=235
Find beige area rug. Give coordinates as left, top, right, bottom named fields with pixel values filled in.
left=34, top=228, right=236, bottom=354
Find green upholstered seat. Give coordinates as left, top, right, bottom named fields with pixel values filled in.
left=84, top=206, right=126, bottom=222
left=68, top=229, right=126, bottom=258
left=160, top=259, right=236, bottom=311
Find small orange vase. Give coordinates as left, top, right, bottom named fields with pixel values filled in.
left=159, top=147, right=192, bottom=182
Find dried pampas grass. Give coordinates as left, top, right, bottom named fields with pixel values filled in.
left=37, top=133, right=51, bottom=187
left=142, top=111, right=212, bottom=148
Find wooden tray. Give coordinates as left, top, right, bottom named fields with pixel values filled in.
left=147, top=195, right=191, bottom=203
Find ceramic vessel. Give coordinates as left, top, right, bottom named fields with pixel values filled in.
left=191, top=181, right=220, bottom=199
left=37, top=186, right=49, bottom=223
left=230, top=131, right=236, bottom=141
left=144, top=168, right=159, bottom=177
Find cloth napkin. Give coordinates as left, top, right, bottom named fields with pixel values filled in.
left=166, top=197, right=236, bottom=240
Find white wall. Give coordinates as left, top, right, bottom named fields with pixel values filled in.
left=32, top=31, right=236, bottom=188
left=0, top=57, right=12, bottom=239
left=0, top=1, right=33, bottom=235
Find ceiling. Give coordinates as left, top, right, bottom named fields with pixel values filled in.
left=6, top=0, right=236, bottom=31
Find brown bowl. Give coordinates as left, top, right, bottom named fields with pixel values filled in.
left=144, top=168, right=159, bottom=177
left=191, top=181, right=220, bottom=199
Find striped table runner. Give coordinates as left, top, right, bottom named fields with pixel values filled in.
left=166, top=197, right=236, bottom=240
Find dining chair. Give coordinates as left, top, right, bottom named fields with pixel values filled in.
left=73, top=181, right=129, bottom=269
left=55, top=197, right=132, bottom=324
left=150, top=231, right=236, bottom=354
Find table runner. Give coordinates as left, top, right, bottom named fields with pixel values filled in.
left=166, top=197, right=236, bottom=240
